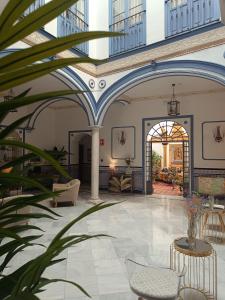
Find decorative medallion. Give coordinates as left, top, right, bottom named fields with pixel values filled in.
left=89, top=79, right=95, bottom=89
left=99, top=79, right=106, bottom=89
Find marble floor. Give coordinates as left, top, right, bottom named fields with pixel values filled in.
left=8, top=192, right=225, bottom=299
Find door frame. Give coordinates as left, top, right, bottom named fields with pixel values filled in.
left=68, top=129, right=91, bottom=165
left=142, top=115, right=194, bottom=196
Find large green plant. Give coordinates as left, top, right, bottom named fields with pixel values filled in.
left=0, top=1, right=119, bottom=298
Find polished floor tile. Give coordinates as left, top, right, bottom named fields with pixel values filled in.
left=5, top=192, right=225, bottom=300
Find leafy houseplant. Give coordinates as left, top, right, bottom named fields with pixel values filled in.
left=109, top=175, right=132, bottom=193
left=152, top=150, right=161, bottom=182
left=0, top=1, right=120, bottom=298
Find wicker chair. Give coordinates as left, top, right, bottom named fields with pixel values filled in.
left=126, top=257, right=186, bottom=300
left=52, top=179, right=80, bottom=207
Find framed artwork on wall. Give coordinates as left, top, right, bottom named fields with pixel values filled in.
left=111, top=126, right=135, bottom=159
left=202, top=121, right=225, bottom=160
left=170, top=144, right=183, bottom=164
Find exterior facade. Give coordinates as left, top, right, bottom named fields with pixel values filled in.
left=1, top=0, right=225, bottom=200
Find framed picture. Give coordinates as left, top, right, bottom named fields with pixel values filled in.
left=170, top=144, right=183, bottom=164
left=111, top=126, right=135, bottom=159
left=202, top=121, right=225, bottom=160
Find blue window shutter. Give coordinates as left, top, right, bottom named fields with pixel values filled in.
left=165, top=0, right=190, bottom=37
left=192, top=0, right=204, bottom=28
left=165, top=0, right=220, bottom=38
left=177, top=1, right=190, bottom=33
left=207, top=0, right=221, bottom=22
left=110, top=0, right=146, bottom=56
left=57, top=0, right=88, bottom=54
left=165, top=0, right=170, bottom=37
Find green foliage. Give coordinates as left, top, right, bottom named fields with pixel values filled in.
left=152, top=150, right=162, bottom=180
left=0, top=1, right=120, bottom=298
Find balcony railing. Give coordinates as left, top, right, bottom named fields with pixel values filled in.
left=109, top=10, right=146, bottom=56
left=58, top=9, right=89, bottom=55
left=165, top=0, right=221, bottom=38
left=24, top=0, right=45, bottom=16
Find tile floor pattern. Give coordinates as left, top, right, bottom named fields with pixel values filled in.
left=6, top=192, right=225, bottom=300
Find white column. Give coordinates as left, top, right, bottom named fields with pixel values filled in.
left=90, top=126, right=102, bottom=204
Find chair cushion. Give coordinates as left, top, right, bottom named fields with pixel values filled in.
left=130, top=267, right=179, bottom=299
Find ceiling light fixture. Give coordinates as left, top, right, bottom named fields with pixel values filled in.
left=167, top=84, right=180, bottom=116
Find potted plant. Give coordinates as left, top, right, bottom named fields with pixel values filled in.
left=0, top=1, right=120, bottom=298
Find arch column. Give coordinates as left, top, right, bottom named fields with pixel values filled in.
left=89, top=125, right=103, bottom=204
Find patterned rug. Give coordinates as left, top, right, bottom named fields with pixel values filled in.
left=153, top=181, right=183, bottom=196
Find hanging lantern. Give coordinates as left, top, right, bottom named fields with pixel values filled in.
left=167, top=84, right=180, bottom=116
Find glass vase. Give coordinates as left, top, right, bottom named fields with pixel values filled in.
left=187, top=216, right=197, bottom=248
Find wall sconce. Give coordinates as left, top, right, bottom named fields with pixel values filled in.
left=109, top=163, right=116, bottom=175
left=213, top=126, right=224, bottom=143
left=118, top=130, right=126, bottom=145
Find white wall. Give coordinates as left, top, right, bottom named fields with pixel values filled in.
left=147, top=0, right=165, bottom=45
left=53, top=105, right=89, bottom=164
left=88, top=0, right=109, bottom=59
left=100, top=92, right=225, bottom=170
left=26, top=108, right=55, bottom=150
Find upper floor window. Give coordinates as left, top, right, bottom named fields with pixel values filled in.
left=24, top=0, right=45, bottom=16
left=58, top=0, right=88, bottom=54
left=170, top=0, right=187, bottom=9
left=165, top=0, right=221, bottom=38
left=110, top=0, right=146, bottom=56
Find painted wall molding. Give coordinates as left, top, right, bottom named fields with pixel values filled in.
left=97, top=60, right=225, bottom=125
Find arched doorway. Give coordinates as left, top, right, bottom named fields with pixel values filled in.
left=145, top=119, right=191, bottom=197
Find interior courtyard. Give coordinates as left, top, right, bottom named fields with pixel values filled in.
left=1, top=0, right=225, bottom=299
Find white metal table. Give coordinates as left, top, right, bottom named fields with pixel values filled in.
left=170, top=237, right=217, bottom=300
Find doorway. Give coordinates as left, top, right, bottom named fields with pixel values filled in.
left=78, top=135, right=92, bottom=186
left=145, top=118, right=192, bottom=197
left=69, top=130, right=92, bottom=190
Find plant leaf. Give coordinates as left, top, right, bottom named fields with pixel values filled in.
left=0, top=153, right=36, bottom=171
left=0, top=90, right=82, bottom=112
left=1, top=31, right=120, bottom=72
left=0, top=0, right=81, bottom=50
left=0, top=173, right=50, bottom=193
left=0, top=140, right=69, bottom=178
left=50, top=202, right=118, bottom=247
left=0, top=0, right=36, bottom=34
left=0, top=113, right=32, bottom=139
left=35, top=278, right=90, bottom=297
left=0, top=57, right=97, bottom=92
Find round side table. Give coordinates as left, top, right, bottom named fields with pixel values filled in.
left=170, top=237, right=217, bottom=300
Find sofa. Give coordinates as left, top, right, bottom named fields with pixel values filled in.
left=52, top=179, right=80, bottom=207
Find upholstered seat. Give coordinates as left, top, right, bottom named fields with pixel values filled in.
left=126, top=258, right=186, bottom=300
left=52, top=179, right=80, bottom=207
left=130, top=267, right=179, bottom=300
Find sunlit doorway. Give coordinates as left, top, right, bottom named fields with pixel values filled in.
left=145, top=120, right=191, bottom=197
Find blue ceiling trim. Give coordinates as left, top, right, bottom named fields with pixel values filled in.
left=96, top=60, right=225, bottom=125
left=0, top=48, right=96, bottom=124
left=27, top=97, right=90, bottom=128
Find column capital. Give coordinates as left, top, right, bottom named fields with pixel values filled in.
left=89, top=125, right=103, bottom=130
